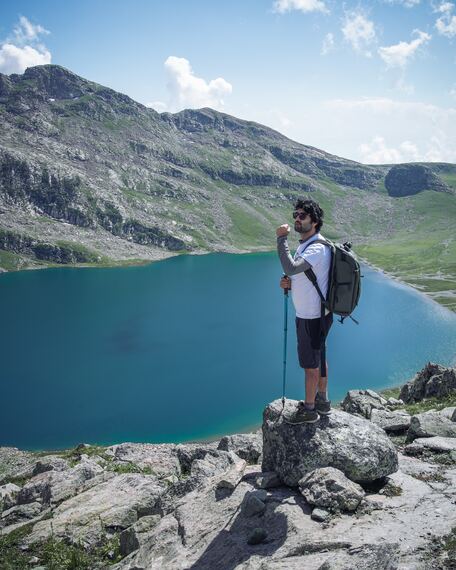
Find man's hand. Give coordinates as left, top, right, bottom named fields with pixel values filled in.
left=280, top=276, right=291, bottom=290
left=276, top=224, right=290, bottom=237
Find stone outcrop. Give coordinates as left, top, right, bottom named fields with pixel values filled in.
left=385, top=163, right=452, bottom=197
left=23, top=473, right=167, bottom=549
left=262, top=399, right=398, bottom=486
left=340, top=389, right=387, bottom=419
left=400, top=362, right=456, bottom=403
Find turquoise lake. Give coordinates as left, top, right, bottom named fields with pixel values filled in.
left=1, top=252, right=456, bottom=451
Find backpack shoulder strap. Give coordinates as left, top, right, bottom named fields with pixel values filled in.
left=300, top=237, right=331, bottom=304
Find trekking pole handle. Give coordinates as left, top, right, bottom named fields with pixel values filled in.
left=282, top=273, right=290, bottom=296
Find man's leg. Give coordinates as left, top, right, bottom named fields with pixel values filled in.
left=317, top=361, right=328, bottom=398
left=304, top=367, right=320, bottom=405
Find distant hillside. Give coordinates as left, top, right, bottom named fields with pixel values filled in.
left=0, top=65, right=455, bottom=311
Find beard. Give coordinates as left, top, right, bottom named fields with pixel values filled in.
left=294, top=220, right=313, bottom=233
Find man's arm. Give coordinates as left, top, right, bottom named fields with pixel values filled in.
left=277, top=235, right=312, bottom=276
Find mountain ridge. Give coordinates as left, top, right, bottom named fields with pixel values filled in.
left=0, top=64, right=455, bottom=311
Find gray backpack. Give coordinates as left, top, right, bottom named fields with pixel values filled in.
left=302, top=238, right=361, bottom=324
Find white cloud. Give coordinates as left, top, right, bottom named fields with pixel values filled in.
left=342, top=12, right=376, bottom=56
left=359, top=136, right=420, bottom=163
left=435, top=2, right=456, bottom=37
left=0, top=16, right=51, bottom=74
left=273, top=0, right=328, bottom=14
left=382, top=0, right=420, bottom=7
left=145, top=100, right=167, bottom=112
left=450, top=84, right=456, bottom=98
left=435, top=2, right=454, bottom=13
left=378, top=29, right=431, bottom=68
left=321, top=97, right=456, bottom=163
left=359, top=134, right=456, bottom=163
left=164, top=56, right=232, bottom=111
left=0, top=43, right=51, bottom=75
left=13, top=16, right=49, bottom=43
left=321, top=32, right=335, bottom=55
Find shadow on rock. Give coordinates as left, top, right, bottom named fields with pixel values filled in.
left=187, top=488, right=293, bottom=570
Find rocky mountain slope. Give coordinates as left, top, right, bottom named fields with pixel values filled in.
left=1, top=363, right=456, bottom=569
left=0, top=65, right=455, bottom=309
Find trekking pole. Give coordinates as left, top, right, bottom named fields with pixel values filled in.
left=282, top=274, right=289, bottom=406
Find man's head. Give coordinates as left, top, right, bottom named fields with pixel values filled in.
left=293, top=198, right=324, bottom=235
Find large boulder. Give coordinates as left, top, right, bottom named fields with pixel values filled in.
left=298, top=467, right=365, bottom=513
left=340, top=389, right=387, bottom=419
left=262, top=399, right=398, bottom=486
left=400, top=363, right=456, bottom=403
left=406, top=412, right=456, bottom=443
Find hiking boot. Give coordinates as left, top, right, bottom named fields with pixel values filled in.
left=293, top=401, right=319, bottom=424
left=315, top=394, right=332, bottom=415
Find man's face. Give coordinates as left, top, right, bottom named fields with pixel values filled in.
left=293, top=209, right=314, bottom=234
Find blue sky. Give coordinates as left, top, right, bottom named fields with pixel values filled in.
left=0, top=0, right=455, bottom=163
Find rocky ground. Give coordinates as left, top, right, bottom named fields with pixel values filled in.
left=1, top=362, right=456, bottom=570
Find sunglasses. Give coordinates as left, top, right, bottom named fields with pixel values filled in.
left=292, top=211, right=309, bottom=220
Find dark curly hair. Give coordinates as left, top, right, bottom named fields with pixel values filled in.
left=294, top=198, right=324, bottom=232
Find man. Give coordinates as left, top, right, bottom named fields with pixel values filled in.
left=276, top=198, right=333, bottom=423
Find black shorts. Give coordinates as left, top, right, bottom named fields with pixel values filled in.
left=295, top=313, right=333, bottom=370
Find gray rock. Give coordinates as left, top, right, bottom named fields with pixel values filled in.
left=443, top=407, right=456, bottom=421
left=438, top=406, right=456, bottom=420
left=370, top=408, right=411, bottom=433
left=385, top=397, right=404, bottom=408
left=340, top=389, right=387, bottom=419
left=23, top=473, right=167, bottom=549
left=1, top=501, right=42, bottom=527
left=217, top=433, right=262, bottom=464
left=262, top=399, right=398, bottom=486
left=404, top=436, right=456, bottom=455
left=400, top=362, right=456, bottom=403
left=311, top=507, right=332, bottom=522
left=190, top=450, right=237, bottom=482
left=107, top=442, right=181, bottom=478
left=406, top=412, right=456, bottom=443
left=17, top=456, right=104, bottom=507
left=247, top=527, right=267, bottom=544
left=119, top=514, right=161, bottom=556
left=32, top=456, right=70, bottom=476
left=155, top=450, right=243, bottom=516
left=241, top=490, right=267, bottom=516
left=256, top=471, right=282, bottom=489
left=216, top=455, right=247, bottom=490
left=298, top=467, right=365, bottom=513
left=175, top=442, right=219, bottom=474
left=0, top=447, right=37, bottom=485
left=0, top=483, right=21, bottom=511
